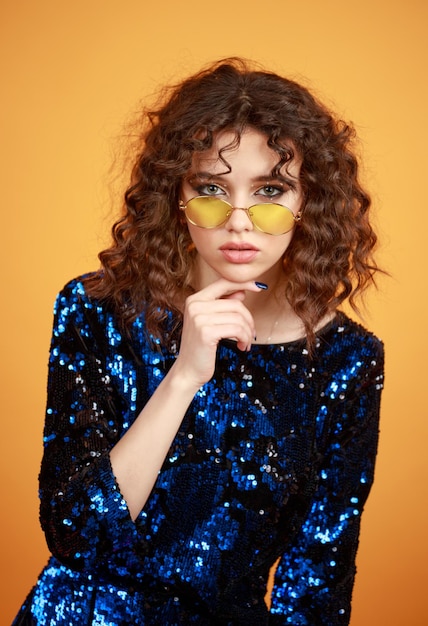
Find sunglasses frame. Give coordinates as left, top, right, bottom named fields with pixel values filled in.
left=179, top=196, right=301, bottom=236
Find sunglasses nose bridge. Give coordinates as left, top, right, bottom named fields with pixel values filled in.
left=224, top=205, right=255, bottom=230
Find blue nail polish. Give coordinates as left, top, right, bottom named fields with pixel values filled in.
left=255, top=281, right=268, bottom=290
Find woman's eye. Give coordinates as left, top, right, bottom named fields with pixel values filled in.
left=256, top=185, right=284, bottom=199
left=197, top=183, right=224, bottom=196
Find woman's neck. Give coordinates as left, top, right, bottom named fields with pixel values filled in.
left=247, top=288, right=305, bottom=344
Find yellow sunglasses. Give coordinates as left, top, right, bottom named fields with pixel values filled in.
left=179, top=196, right=301, bottom=236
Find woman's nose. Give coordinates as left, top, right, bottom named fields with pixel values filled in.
left=224, top=206, right=254, bottom=232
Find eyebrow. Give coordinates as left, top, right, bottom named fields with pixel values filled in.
left=188, top=171, right=298, bottom=184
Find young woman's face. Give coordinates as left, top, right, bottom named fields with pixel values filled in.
left=181, top=128, right=303, bottom=289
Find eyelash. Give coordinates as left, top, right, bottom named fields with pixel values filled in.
left=194, top=183, right=225, bottom=196
left=255, top=184, right=287, bottom=198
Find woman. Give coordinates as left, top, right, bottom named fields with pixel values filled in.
left=13, top=58, right=384, bottom=625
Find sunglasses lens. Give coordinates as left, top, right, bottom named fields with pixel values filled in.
left=185, top=197, right=229, bottom=228
left=250, top=204, right=296, bottom=235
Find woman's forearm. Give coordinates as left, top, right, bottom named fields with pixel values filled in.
left=109, top=361, right=200, bottom=521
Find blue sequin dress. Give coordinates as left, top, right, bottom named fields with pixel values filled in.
left=13, top=276, right=384, bottom=625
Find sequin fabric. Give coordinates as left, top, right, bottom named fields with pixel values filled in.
left=13, top=276, right=384, bottom=626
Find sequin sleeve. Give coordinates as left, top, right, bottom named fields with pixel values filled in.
left=38, top=279, right=140, bottom=571
left=269, top=335, right=384, bottom=625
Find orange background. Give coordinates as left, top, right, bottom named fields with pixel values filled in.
left=1, top=1, right=427, bottom=624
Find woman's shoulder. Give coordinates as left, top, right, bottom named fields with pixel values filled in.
left=53, top=272, right=115, bottom=316
left=55, top=271, right=100, bottom=301
left=51, top=272, right=116, bottom=331
left=318, top=311, right=384, bottom=364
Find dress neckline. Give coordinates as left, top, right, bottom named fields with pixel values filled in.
left=220, top=312, right=344, bottom=352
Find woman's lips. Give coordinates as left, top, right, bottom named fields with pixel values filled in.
left=219, top=242, right=259, bottom=263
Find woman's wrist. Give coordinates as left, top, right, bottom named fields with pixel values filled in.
left=164, top=359, right=205, bottom=399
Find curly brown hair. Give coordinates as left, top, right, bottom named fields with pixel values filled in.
left=85, top=57, right=380, bottom=349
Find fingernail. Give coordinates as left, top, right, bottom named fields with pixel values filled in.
left=255, top=282, right=268, bottom=290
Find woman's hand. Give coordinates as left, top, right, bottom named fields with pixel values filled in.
left=172, top=279, right=265, bottom=389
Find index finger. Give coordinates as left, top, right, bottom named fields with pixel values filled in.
left=197, top=279, right=267, bottom=302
